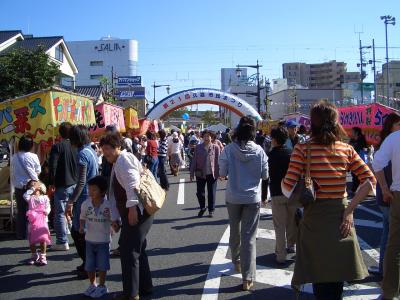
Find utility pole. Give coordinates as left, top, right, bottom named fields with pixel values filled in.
left=359, top=39, right=364, bottom=103
left=372, top=39, right=377, bottom=103
left=358, top=40, right=371, bottom=104
left=381, top=15, right=396, bottom=104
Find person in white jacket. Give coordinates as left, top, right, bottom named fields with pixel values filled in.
left=100, top=133, right=153, bottom=300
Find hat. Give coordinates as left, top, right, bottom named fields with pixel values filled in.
left=286, top=120, right=299, bottom=128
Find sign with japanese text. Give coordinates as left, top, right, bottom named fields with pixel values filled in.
left=0, top=90, right=95, bottom=143
left=338, top=103, right=399, bottom=145
left=146, top=88, right=262, bottom=121
left=88, top=102, right=126, bottom=135
left=117, top=76, right=141, bottom=86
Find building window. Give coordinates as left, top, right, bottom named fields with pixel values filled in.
left=55, top=45, right=63, bottom=62
left=396, top=83, right=400, bottom=87
left=90, top=74, right=103, bottom=80
left=90, top=61, right=103, bottom=66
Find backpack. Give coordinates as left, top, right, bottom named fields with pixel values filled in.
left=137, top=168, right=166, bottom=215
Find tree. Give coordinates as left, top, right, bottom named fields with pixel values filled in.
left=99, top=76, right=115, bottom=103
left=164, top=107, right=189, bottom=119
left=0, top=46, right=61, bottom=101
left=202, top=110, right=218, bottom=126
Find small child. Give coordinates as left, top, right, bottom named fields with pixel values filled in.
left=80, top=175, right=120, bottom=298
left=24, top=180, right=51, bottom=266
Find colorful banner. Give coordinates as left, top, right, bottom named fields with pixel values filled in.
left=124, top=107, right=139, bottom=129
left=89, top=102, right=126, bottom=135
left=0, top=90, right=95, bottom=143
left=338, top=103, right=399, bottom=145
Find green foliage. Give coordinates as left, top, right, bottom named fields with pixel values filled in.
left=0, top=46, right=61, bottom=101
left=201, top=110, right=218, bottom=126
left=164, top=107, right=190, bottom=119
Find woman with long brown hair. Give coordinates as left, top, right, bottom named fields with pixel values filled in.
left=282, top=100, right=376, bottom=299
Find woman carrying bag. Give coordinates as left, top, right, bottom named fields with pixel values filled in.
left=100, top=133, right=153, bottom=300
left=282, top=100, right=376, bottom=300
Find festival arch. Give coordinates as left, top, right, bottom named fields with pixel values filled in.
left=145, top=88, right=262, bottom=121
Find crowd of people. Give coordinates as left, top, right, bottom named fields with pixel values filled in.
left=8, top=99, right=400, bottom=299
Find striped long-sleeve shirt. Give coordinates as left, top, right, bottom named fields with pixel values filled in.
left=158, top=138, right=168, bottom=157
left=282, top=141, right=376, bottom=199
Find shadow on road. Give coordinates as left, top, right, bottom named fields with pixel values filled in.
left=148, top=242, right=219, bottom=257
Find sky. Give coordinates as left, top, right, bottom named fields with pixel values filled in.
left=1, top=0, right=399, bottom=110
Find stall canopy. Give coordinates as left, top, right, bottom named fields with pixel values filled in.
left=206, top=123, right=228, bottom=133
left=88, top=102, right=126, bottom=136
left=124, top=107, right=140, bottom=130
left=0, top=88, right=96, bottom=143
left=338, top=103, right=399, bottom=145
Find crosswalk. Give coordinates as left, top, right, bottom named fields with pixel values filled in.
left=201, top=203, right=383, bottom=299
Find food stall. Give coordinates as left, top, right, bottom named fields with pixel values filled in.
left=88, top=102, right=126, bottom=138
left=337, top=103, right=399, bottom=145
left=0, top=88, right=96, bottom=231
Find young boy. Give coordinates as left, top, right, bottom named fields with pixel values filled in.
left=79, top=175, right=120, bottom=298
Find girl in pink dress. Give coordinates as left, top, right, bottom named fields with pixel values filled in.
left=24, top=180, right=51, bottom=265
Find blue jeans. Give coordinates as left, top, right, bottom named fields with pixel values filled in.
left=149, top=157, right=159, bottom=179
left=54, top=185, right=76, bottom=244
left=379, top=205, right=390, bottom=274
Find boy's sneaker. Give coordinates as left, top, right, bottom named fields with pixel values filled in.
left=37, top=253, right=47, bottom=266
left=91, top=285, right=108, bottom=298
left=83, top=284, right=97, bottom=297
left=52, top=243, right=70, bottom=251
left=27, top=252, right=38, bottom=265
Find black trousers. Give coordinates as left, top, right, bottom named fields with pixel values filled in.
left=312, top=282, right=344, bottom=300
left=70, top=228, right=86, bottom=264
left=158, top=156, right=170, bottom=190
left=261, top=179, right=269, bottom=202
left=196, top=175, right=217, bottom=212
left=15, top=188, right=28, bottom=239
left=119, top=208, right=154, bottom=298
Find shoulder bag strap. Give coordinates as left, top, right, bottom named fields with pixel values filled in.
left=306, top=142, right=311, bottom=179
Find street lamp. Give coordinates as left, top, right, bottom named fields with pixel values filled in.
left=151, top=82, right=171, bottom=107
left=381, top=15, right=396, bottom=102
left=236, top=60, right=262, bottom=113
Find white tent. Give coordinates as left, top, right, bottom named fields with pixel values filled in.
left=206, top=123, right=228, bottom=132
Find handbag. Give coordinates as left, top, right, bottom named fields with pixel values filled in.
left=137, top=168, right=166, bottom=215
left=288, top=142, right=317, bottom=207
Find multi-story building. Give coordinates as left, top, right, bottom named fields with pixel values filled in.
left=67, top=37, right=138, bottom=86
left=376, top=61, right=400, bottom=104
left=269, top=88, right=343, bottom=120
left=283, top=61, right=360, bottom=89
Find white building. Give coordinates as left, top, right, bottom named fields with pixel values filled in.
left=220, top=68, right=267, bottom=127
left=68, top=37, right=138, bottom=86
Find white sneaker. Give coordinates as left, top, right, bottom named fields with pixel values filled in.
left=52, top=243, right=70, bottom=251
left=83, top=284, right=97, bottom=297
left=90, top=285, right=108, bottom=298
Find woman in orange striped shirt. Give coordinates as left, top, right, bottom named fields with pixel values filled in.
left=282, top=100, right=376, bottom=300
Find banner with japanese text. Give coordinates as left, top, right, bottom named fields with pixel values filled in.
left=338, top=103, right=398, bottom=145
left=0, top=90, right=95, bottom=144
left=88, top=102, right=126, bottom=136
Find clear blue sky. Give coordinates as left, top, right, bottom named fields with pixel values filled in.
left=1, top=0, right=399, bottom=109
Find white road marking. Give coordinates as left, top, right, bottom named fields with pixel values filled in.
left=202, top=225, right=381, bottom=299
left=358, top=236, right=380, bottom=264
left=354, top=219, right=382, bottom=229
left=357, top=205, right=383, bottom=219
left=177, top=178, right=185, bottom=205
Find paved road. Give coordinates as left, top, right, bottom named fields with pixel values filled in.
left=0, top=170, right=383, bottom=299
